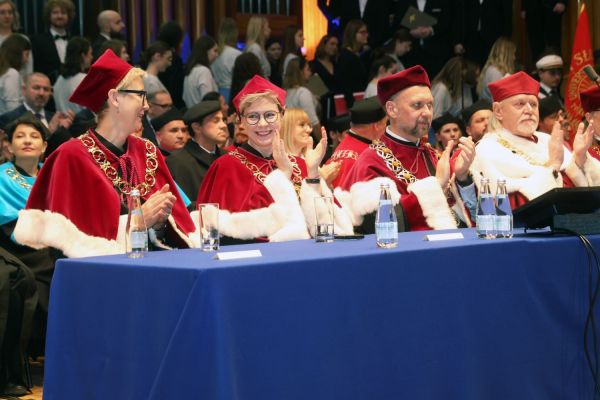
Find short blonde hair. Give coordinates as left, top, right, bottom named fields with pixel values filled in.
left=280, top=108, right=310, bottom=155
left=97, top=67, right=146, bottom=121
left=237, top=91, right=283, bottom=115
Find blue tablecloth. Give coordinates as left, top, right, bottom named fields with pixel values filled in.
left=43, top=229, right=600, bottom=399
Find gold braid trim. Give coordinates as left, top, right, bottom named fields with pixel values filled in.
left=79, top=133, right=158, bottom=196
left=229, top=149, right=303, bottom=195
left=5, top=167, right=32, bottom=190
left=370, top=139, right=418, bottom=184
left=330, top=149, right=358, bottom=162
left=495, top=136, right=547, bottom=167
left=591, top=144, right=600, bottom=158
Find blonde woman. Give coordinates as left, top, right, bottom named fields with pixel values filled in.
left=15, top=50, right=197, bottom=257
left=244, top=16, right=271, bottom=79
left=477, top=37, right=516, bottom=102
left=431, top=56, right=478, bottom=119
left=280, top=108, right=312, bottom=157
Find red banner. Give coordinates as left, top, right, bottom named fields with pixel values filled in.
left=564, top=4, right=595, bottom=142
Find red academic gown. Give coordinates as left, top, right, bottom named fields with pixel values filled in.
left=590, top=143, right=600, bottom=162
left=20, top=130, right=196, bottom=254
left=341, top=133, right=454, bottom=231
left=197, top=144, right=308, bottom=241
left=326, top=130, right=371, bottom=188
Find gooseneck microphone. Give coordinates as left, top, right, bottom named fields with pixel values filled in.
left=583, top=65, right=600, bottom=87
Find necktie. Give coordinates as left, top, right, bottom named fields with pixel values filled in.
left=53, top=34, right=67, bottom=40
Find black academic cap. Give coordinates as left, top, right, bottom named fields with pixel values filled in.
left=432, top=113, right=464, bottom=133
left=327, top=114, right=351, bottom=132
left=350, top=97, right=386, bottom=125
left=461, top=99, right=492, bottom=125
left=539, top=95, right=563, bottom=120
left=151, top=107, right=184, bottom=132
left=183, top=100, right=221, bottom=125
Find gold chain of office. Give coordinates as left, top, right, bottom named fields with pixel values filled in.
left=5, top=167, right=32, bottom=190
left=370, top=140, right=418, bottom=184
left=229, top=149, right=303, bottom=194
left=79, top=133, right=158, bottom=196
left=495, top=136, right=547, bottom=167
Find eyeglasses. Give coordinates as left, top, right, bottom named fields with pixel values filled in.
left=118, top=89, right=147, bottom=104
left=242, top=111, right=280, bottom=125
left=150, top=102, right=172, bottom=110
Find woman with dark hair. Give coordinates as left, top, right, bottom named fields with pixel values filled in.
left=53, top=36, right=93, bottom=113
left=384, top=29, right=412, bottom=71
left=157, top=21, right=185, bottom=108
left=0, top=34, right=30, bottom=114
left=265, top=38, right=282, bottom=87
left=281, top=24, right=304, bottom=76
left=141, top=41, right=172, bottom=95
left=99, top=38, right=129, bottom=62
left=336, top=19, right=369, bottom=107
left=309, top=34, right=339, bottom=94
left=228, top=52, right=263, bottom=111
left=183, top=35, right=219, bottom=108
left=364, top=56, right=397, bottom=98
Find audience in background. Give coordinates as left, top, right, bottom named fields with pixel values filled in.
left=0, top=34, right=29, bottom=114
left=141, top=41, right=172, bottom=95
left=211, top=17, right=241, bottom=103
left=53, top=36, right=92, bottom=114
left=183, top=35, right=219, bottom=108
left=244, top=16, right=271, bottom=79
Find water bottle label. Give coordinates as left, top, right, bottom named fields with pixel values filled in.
left=379, top=199, right=393, bottom=206
left=476, top=215, right=495, bottom=231
left=130, top=231, right=147, bottom=249
left=376, top=222, right=398, bottom=240
left=495, top=215, right=512, bottom=231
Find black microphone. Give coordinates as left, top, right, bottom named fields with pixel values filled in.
left=583, top=65, right=600, bottom=87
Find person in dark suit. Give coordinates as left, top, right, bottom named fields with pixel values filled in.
left=0, top=72, right=73, bottom=156
left=454, top=0, right=513, bottom=67
left=166, top=100, right=227, bottom=205
left=323, top=0, right=395, bottom=50
left=521, top=0, right=567, bottom=61
left=393, top=0, right=459, bottom=78
left=91, top=9, right=125, bottom=60
left=30, top=0, right=76, bottom=84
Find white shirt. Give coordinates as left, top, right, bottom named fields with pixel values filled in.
left=417, top=0, right=426, bottom=12
left=285, top=86, right=320, bottom=126
left=50, top=27, right=67, bottom=63
left=0, top=68, right=22, bottom=115
left=54, top=72, right=86, bottom=113
left=245, top=42, right=271, bottom=78
left=183, top=65, right=218, bottom=108
left=24, top=102, right=49, bottom=128
left=211, top=45, right=242, bottom=90
left=359, top=0, right=368, bottom=17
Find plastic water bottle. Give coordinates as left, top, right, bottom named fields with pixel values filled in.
left=476, top=178, right=497, bottom=239
left=495, top=179, right=513, bottom=238
left=126, top=189, right=148, bottom=258
left=375, top=183, right=398, bottom=248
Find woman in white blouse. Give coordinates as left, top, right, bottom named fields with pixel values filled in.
left=284, top=57, right=320, bottom=139
left=244, top=16, right=271, bottom=79
left=141, top=41, right=172, bottom=95
left=476, top=37, right=516, bottom=102
left=183, top=35, right=219, bottom=108
left=211, top=17, right=241, bottom=103
left=53, top=36, right=93, bottom=114
left=0, top=34, right=29, bottom=115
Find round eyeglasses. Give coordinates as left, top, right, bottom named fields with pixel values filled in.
left=242, top=111, right=280, bottom=125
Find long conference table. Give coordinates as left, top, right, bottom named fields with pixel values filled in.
left=43, top=228, right=600, bottom=399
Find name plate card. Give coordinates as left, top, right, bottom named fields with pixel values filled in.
left=424, top=232, right=465, bottom=242
left=214, top=249, right=263, bottom=260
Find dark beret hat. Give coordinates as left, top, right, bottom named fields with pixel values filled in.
left=150, top=107, right=184, bottom=131
left=183, top=100, right=221, bottom=125
left=350, top=97, right=386, bottom=124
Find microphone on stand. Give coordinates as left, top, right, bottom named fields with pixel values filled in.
left=583, top=65, right=600, bottom=87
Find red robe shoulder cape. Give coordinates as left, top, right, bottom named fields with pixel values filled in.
left=14, top=131, right=197, bottom=256
left=326, top=131, right=371, bottom=188
left=336, top=134, right=458, bottom=231
left=197, top=146, right=312, bottom=241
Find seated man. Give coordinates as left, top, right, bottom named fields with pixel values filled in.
left=471, top=71, right=600, bottom=209
left=166, top=100, right=227, bottom=204
left=535, top=54, right=563, bottom=101
left=339, top=66, right=476, bottom=232
left=432, top=113, right=465, bottom=154
left=537, top=95, right=564, bottom=135
left=151, top=107, right=188, bottom=153
left=580, top=85, right=600, bottom=161
left=461, top=99, right=492, bottom=143
left=326, top=97, right=387, bottom=188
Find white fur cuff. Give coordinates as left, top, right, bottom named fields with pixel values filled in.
left=407, top=177, right=456, bottom=230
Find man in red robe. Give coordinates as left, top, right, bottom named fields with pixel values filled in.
left=471, top=72, right=600, bottom=209
left=14, top=50, right=198, bottom=257
left=338, top=66, right=476, bottom=232
left=581, top=86, right=600, bottom=162
left=327, top=97, right=387, bottom=188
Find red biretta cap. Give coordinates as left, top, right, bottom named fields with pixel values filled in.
left=377, top=65, right=431, bottom=104
left=488, top=71, right=539, bottom=102
left=232, top=74, right=287, bottom=113
left=69, top=49, right=133, bottom=113
left=580, top=86, right=600, bottom=113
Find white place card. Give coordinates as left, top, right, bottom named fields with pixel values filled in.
left=214, top=249, right=263, bottom=260
left=424, top=232, right=464, bottom=241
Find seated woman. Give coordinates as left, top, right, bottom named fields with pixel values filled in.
left=0, top=113, right=52, bottom=365
left=197, top=74, right=352, bottom=243
left=280, top=108, right=312, bottom=157
left=14, top=50, right=198, bottom=257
